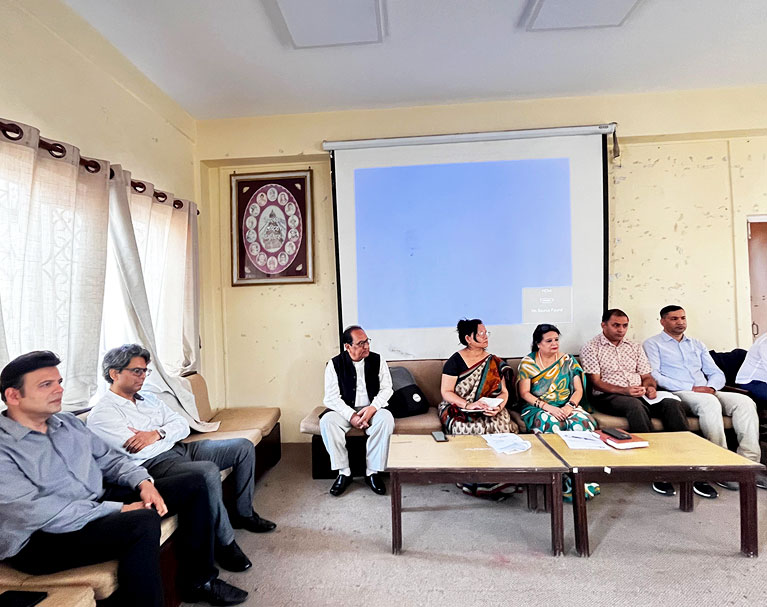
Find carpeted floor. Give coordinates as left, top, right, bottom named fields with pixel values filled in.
left=183, top=443, right=767, bottom=607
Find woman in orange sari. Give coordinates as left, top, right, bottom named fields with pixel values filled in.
left=439, top=319, right=518, bottom=435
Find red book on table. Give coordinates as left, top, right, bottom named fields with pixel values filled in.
left=596, top=430, right=649, bottom=450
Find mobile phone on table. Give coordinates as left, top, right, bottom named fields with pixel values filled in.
left=431, top=431, right=448, bottom=442
left=603, top=428, right=632, bottom=440
left=0, top=590, right=48, bottom=607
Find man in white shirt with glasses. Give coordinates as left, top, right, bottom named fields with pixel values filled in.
left=321, top=325, right=394, bottom=497
left=87, top=344, right=276, bottom=574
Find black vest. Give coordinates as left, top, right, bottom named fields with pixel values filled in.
left=331, top=351, right=381, bottom=408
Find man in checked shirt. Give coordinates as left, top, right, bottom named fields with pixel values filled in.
left=580, top=309, right=688, bottom=497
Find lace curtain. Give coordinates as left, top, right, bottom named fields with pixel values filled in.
left=0, top=118, right=203, bottom=420
left=0, top=121, right=109, bottom=408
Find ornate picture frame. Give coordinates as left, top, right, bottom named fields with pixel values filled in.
left=231, top=170, right=313, bottom=285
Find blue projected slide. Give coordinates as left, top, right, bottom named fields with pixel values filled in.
left=354, top=159, right=572, bottom=330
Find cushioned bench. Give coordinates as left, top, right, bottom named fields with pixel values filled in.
left=0, top=584, right=96, bottom=607
left=184, top=373, right=282, bottom=479
left=300, top=356, right=735, bottom=477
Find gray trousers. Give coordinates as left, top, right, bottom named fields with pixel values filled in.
left=673, top=390, right=761, bottom=462
left=320, top=408, right=395, bottom=474
left=143, top=438, right=256, bottom=546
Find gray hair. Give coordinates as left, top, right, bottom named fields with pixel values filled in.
left=102, top=344, right=151, bottom=383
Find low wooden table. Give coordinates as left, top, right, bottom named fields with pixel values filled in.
left=540, top=431, right=765, bottom=557
left=386, top=433, right=568, bottom=555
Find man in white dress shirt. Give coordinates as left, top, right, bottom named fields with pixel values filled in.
left=736, top=332, right=767, bottom=409
left=643, top=305, right=766, bottom=496
left=87, top=344, right=276, bottom=573
left=321, top=325, right=394, bottom=496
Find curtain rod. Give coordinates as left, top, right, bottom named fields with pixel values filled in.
left=2, top=118, right=200, bottom=215
left=323, top=123, right=617, bottom=151
left=0, top=119, right=105, bottom=174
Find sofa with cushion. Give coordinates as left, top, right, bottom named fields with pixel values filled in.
left=300, top=356, right=738, bottom=477
left=0, top=372, right=280, bottom=607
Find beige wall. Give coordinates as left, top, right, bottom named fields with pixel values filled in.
left=0, top=0, right=196, bottom=198
left=9, top=2, right=767, bottom=443
left=196, top=88, right=767, bottom=442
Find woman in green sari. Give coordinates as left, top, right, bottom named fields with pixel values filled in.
left=517, top=324, right=596, bottom=432
left=517, top=323, right=599, bottom=500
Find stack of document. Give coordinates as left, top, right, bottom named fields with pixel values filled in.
left=482, top=433, right=532, bottom=454
left=557, top=430, right=611, bottom=450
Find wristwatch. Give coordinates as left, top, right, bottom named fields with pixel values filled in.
left=156, top=428, right=166, bottom=440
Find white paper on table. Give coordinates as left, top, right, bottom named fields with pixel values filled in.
left=482, top=433, right=532, bottom=454
left=557, top=430, right=611, bottom=450
left=641, top=390, right=681, bottom=405
left=478, top=397, right=503, bottom=409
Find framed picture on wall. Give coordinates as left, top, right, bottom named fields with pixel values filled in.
left=231, top=170, right=313, bottom=285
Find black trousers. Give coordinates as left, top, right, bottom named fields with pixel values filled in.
left=591, top=393, right=689, bottom=433
left=7, top=471, right=217, bottom=607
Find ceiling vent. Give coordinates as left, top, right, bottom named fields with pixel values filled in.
left=274, top=0, right=385, bottom=48
left=524, top=0, right=643, bottom=31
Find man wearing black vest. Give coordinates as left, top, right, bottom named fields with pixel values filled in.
left=320, top=325, right=394, bottom=496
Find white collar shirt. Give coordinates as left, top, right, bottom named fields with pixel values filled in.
left=86, top=389, right=190, bottom=465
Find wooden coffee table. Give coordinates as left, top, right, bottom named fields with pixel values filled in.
left=539, top=431, right=765, bottom=557
left=386, top=434, right=568, bottom=555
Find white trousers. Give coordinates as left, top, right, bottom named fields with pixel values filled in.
left=319, top=408, right=395, bottom=475
left=673, top=390, right=761, bottom=462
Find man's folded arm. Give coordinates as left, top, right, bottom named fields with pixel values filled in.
left=88, top=427, right=153, bottom=489
left=156, top=398, right=190, bottom=442
left=85, top=405, right=135, bottom=451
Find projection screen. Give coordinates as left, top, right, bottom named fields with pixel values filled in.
left=326, top=125, right=611, bottom=360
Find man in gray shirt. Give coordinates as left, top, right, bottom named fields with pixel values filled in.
left=0, top=351, right=248, bottom=606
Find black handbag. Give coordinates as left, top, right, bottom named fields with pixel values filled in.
left=387, top=366, right=429, bottom=418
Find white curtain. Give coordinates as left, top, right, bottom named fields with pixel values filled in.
left=0, top=117, right=204, bottom=420
left=0, top=120, right=109, bottom=409
left=99, top=169, right=213, bottom=430
left=128, top=181, right=200, bottom=375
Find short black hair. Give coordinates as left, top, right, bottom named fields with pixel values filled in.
left=341, top=325, right=364, bottom=346
left=531, top=324, right=560, bottom=352
left=660, top=305, right=684, bottom=319
left=456, top=318, right=483, bottom=346
left=102, top=344, right=151, bottom=384
left=1, top=350, right=61, bottom=403
left=602, top=308, right=629, bottom=323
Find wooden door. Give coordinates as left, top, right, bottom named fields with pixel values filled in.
left=748, top=221, right=767, bottom=339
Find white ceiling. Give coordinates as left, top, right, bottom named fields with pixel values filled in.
left=61, top=0, right=767, bottom=119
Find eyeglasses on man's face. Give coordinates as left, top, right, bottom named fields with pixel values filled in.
left=352, top=338, right=371, bottom=348
left=124, top=367, right=152, bottom=377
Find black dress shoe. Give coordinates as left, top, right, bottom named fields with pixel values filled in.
left=651, top=481, right=676, bottom=496
left=365, top=473, right=386, bottom=495
left=715, top=481, right=739, bottom=491
left=232, top=510, right=277, bottom=533
left=330, top=474, right=352, bottom=496
left=215, top=540, right=252, bottom=572
left=182, top=577, right=248, bottom=606
left=693, top=481, right=718, bottom=499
